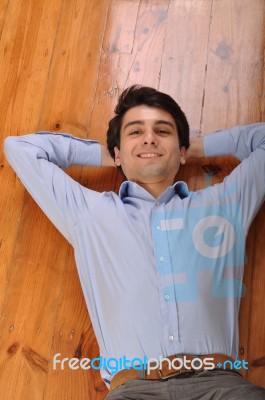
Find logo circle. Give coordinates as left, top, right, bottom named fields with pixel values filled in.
left=192, top=215, right=235, bottom=259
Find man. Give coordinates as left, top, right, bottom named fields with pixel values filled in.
left=4, top=85, right=265, bottom=399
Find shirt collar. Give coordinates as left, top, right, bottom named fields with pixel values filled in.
left=119, top=180, right=190, bottom=203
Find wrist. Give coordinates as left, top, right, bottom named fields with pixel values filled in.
left=186, top=136, right=204, bottom=159
left=101, top=145, right=115, bottom=167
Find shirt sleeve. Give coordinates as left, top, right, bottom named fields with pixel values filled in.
left=4, top=132, right=103, bottom=242
left=203, top=123, right=265, bottom=232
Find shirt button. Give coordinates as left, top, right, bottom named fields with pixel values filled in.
left=156, top=201, right=160, bottom=206
left=160, top=256, right=165, bottom=262
left=156, top=225, right=160, bottom=230
left=169, top=335, right=174, bottom=341
left=165, top=294, right=170, bottom=301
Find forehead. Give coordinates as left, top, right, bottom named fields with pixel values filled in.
left=121, top=105, right=176, bottom=130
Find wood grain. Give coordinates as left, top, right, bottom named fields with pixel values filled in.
left=201, top=0, right=265, bottom=383
left=0, top=1, right=264, bottom=398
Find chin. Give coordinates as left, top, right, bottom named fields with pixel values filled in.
left=140, top=165, right=169, bottom=177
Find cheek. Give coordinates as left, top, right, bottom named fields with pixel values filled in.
left=120, top=153, right=134, bottom=170
left=168, top=147, right=180, bottom=162
left=169, top=153, right=181, bottom=172
left=119, top=143, right=133, bottom=162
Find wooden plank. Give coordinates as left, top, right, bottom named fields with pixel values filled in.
left=201, top=0, right=265, bottom=133
left=160, top=0, right=213, bottom=135
left=0, top=0, right=110, bottom=399
left=121, top=0, right=170, bottom=88
left=38, top=0, right=109, bottom=137
left=0, top=0, right=9, bottom=41
left=201, top=0, right=265, bottom=387
left=0, top=195, right=69, bottom=400
left=103, top=0, right=140, bottom=54
left=0, top=0, right=63, bottom=328
left=0, top=0, right=64, bottom=134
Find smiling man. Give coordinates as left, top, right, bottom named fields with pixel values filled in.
left=4, top=85, right=265, bottom=399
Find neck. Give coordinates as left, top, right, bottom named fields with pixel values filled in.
left=136, top=180, right=174, bottom=198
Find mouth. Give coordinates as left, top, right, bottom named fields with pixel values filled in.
left=137, top=152, right=162, bottom=158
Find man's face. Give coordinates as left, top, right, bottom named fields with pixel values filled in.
left=114, top=105, right=186, bottom=186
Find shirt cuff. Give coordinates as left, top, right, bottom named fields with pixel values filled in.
left=73, top=138, right=102, bottom=166
left=36, top=131, right=102, bottom=167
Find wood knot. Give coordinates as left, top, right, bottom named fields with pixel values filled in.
left=239, top=347, right=244, bottom=355
left=250, top=356, right=265, bottom=368
left=94, top=380, right=108, bottom=393
left=53, top=121, right=62, bottom=131
left=202, top=163, right=221, bottom=175
left=74, top=333, right=85, bottom=359
left=215, top=41, right=233, bottom=60
left=74, top=343, right=82, bottom=359
left=22, top=346, right=49, bottom=373
left=7, top=342, right=20, bottom=356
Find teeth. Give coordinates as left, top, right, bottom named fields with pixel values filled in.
left=138, top=153, right=160, bottom=158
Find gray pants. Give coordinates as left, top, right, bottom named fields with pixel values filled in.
left=106, top=370, right=265, bottom=399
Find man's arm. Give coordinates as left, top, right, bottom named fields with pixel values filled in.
left=4, top=132, right=114, bottom=242
left=187, top=123, right=265, bottom=231
left=185, top=135, right=204, bottom=159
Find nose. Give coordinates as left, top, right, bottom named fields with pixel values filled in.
left=142, top=129, right=157, bottom=146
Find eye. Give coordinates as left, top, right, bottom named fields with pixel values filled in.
left=129, top=130, right=141, bottom=136
left=157, top=129, right=170, bottom=135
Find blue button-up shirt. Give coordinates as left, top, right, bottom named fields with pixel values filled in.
left=4, top=124, right=265, bottom=384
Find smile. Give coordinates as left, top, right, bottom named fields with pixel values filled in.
left=137, top=153, right=162, bottom=158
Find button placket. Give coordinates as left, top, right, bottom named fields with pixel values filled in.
left=152, top=205, right=180, bottom=353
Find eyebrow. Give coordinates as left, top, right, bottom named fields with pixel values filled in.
left=123, top=120, right=176, bottom=130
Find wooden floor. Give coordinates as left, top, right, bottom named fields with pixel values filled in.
left=0, top=0, right=265, bottom=398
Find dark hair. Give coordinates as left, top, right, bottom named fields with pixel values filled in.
left=106, top=85, right=190, bottom=161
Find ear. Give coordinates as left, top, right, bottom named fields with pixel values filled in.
left=180, top=146, right=186, bottom=165
left=114, top=146, right=121, bottom=167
